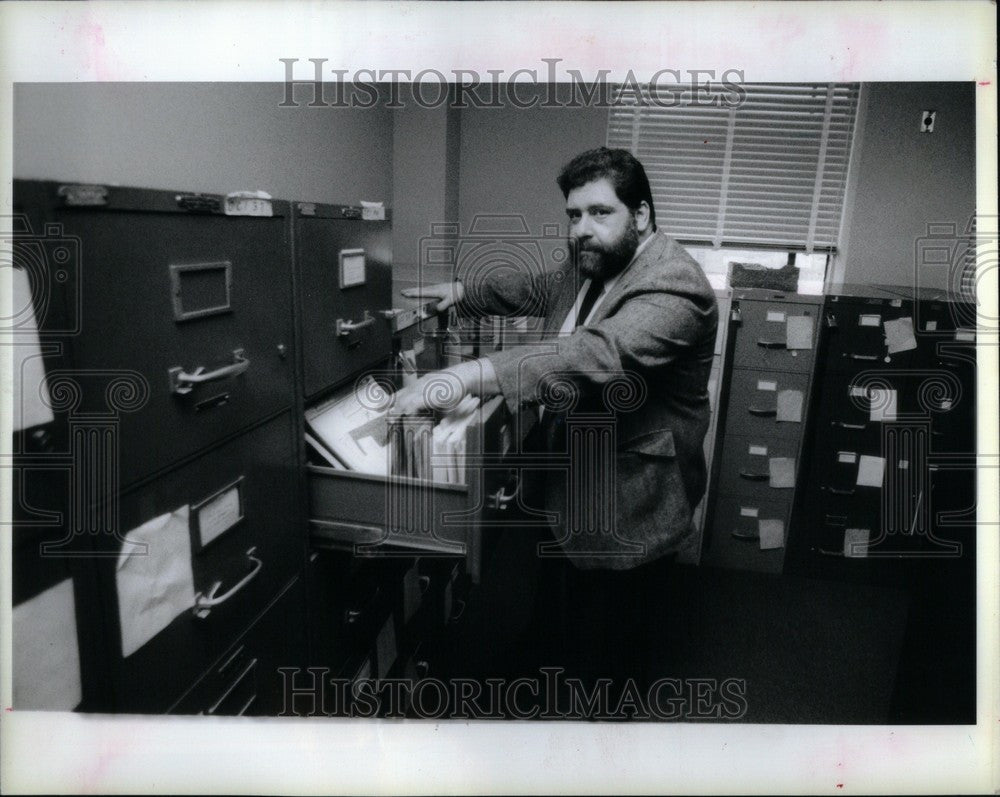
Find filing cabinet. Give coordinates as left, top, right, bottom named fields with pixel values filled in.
left=785, top=286, right=977, bottom=585
left=10, top=180, right=308, bottom=715
left=14, top=180, right=297, bottom=488
left=702, top=290, right=821, bottom=573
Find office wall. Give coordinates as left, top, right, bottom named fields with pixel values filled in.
left=835, top=82, right=976, bottom=291
left=13, top=83, right=394, bottom=205
left=457, top=87, right=609, bottom=239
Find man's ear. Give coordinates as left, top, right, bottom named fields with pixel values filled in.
left=634, top=201, right=652, bottom=234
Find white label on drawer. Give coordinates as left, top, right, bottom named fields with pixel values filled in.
left=890, top=299, right=903, bottom=308
left=748, top=444, right=768, bottom=456
left=849, top=386, right=868, bottom=398
left=766, top=311, right=786, bottom=323
left=757, top=380, right=777, bottom=392
left=955, top=329, right=975, bottom=342
left=412, top=337, right=425, bottom=356
left=740, top=506, right=759, bottom=518
left=859, top=314, right=882, bottom=327
left=196, top=483, right=243, bottom=548
left=925, top=320, right=938, bottom=331
left=898, top=459, right=909, bottom=470
left=340, top=249, right=366, bottom=288
left=838, top=451, right=858, bottom=464
left=844, top=528, right=871, bottom=558
left=940, top=398, right=953, bottom=410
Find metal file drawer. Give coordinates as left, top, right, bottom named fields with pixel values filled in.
left=731, top=298, right=818, bottom=373
left=822, top=297, right=921, bottom=372
left=98, top=411, right=302, bottom=713
left=170, top=575, right=306, bottom=716
left=703, top=496, right=790, bottom=574
left=294, top=203, right=395, bottom=398
left=309, top=396, right=510, bottom=583
left=716, top=434, right=801, bottom=500
left=723, top=368, right=811, bottom=441
left=30, top=181, right=296, bottom=487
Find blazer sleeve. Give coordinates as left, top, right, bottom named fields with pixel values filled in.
left=485, top=286, right=716, bottom=416
left=457, top=267, right=563, bottom=319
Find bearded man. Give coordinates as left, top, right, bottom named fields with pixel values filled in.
left=396, top=147, right=718, bottom=695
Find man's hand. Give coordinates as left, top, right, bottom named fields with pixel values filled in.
left=390, top=358, right=500, bottom=415
left=400, top=281, right=465, bottom=314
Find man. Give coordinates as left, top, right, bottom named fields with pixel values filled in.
left=397, top=147, right=718, bottom=697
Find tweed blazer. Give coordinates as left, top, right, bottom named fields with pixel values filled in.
left=461, top=231, right=718, bottom=569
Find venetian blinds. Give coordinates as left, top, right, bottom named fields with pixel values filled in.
left=607, top=83, right=861, bottom=252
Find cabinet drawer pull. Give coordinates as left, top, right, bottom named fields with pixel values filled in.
left=415, top=660, right=430, bottom=679
left=731, top=529, right=759, bottom=541
left=336, top=310, right=376, bottom=336
left=418, top=575, right=431, bottom=594
left=822, top=486, right=855, bottom=496
left=849, top=353, right=879, bottom=361
left=448, top=599, right=467, bottom=624
left=757, top=339, right=787, bottom=350
left=344, top=609, right=363, bottom=625
left=825, top=313, right=838, bottom=329
left=832, top=421, right=866, bottom=430
left=193, top=547, right=263, bottom=619
left=748, top=406, right=777, bottom=417
left=488, top=481, right=520, bottom=509
left=169, top=349, right=250, bottom=395
left=739, top=470, right=769, bottom=481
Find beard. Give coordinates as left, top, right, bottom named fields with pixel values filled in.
left=574, top=217, right=641, bottom=280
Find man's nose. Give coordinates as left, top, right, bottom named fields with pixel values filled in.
left=573, top=214, right=594, bottom=240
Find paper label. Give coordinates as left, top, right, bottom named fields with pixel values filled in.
left=740, top=506, right=759, bottom=518
left=940, top=398, right=953, bottom=411
left=955, top=329, right=975, bottom=342
left=859, top=314, right=882, bottom=327
left=870, top=388, right=898, bottom=423
left=196, top=483, right=242, bottom=548
left=843, top=528, right=871, bottom=558
left=766, top=310, right=786, bottom=322
left=890, top=299, right=903, bottom=308
left=785, top=316, right=814, bottom=350
left=849, top=385, right=868, bottom=398
left=838, top=451, right=858, bottom=464
left=925, top=320, right=938, bottom=331
left=884, top=317, right=917, bottom=354
left=748, top=444, right=768, bottom=456
left=758, top=519, right=785, bottom=550
left=13, top=579, right=82, bottom=710
left=768, top=457, right=797, bottom=488
left=361, top=201, right=386, bottom=221
left=898, top=459, right=909, bottom=470
left=776, top=389, right=803, bottom=423
left=856, top=455, right=886, bottom=488
left=757, top=380, right=778, bottom=392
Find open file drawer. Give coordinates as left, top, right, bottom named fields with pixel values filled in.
left=308, top=395, right=512, bottom=583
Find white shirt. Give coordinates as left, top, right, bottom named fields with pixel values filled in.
left=557, top=232, right=656, bottom=336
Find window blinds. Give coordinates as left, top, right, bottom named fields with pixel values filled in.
left=607, top=83, right=861, bottom=252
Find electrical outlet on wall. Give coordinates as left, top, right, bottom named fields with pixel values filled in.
left=920, top=110, right=936, bottom=133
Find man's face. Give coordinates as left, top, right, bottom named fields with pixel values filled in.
left=565, top=177, right=640, bottom=280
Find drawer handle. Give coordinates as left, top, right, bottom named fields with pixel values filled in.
left=169, top=349, right=250, bottom=396
left=449, top=599, right=467, bottom=624
left=415, top=660, right=430, bottom=679
left=488, top=481, right=520, bottom=510
left=739, top=470, right=769, bottom=482
left=832, top=421, right=866, bottom=430
left=849, top=353, right=879, bottom=361
left=336, top=310, right=376, bottom=336
left=748, top=406, right=777, bottom=417
left=821, top=486, right=855, bottom=496
left=756, top=339, right=787, bottom=350
left=344, top=609, right=363, bottom=625
left=825, top=313, right=838, bottom=329
left=418, top=575, right=431, bottom=595
left=193, top=547, right=263, bottom=619
left=730, top=306, right=742, bottom=324
left=731, top=529, right=759, bottom=541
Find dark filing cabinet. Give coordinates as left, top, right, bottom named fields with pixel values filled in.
left=294, top=201, right=516, bottom=716
left=9, top=180, right=307, bottom=715
left=702, top=289, right=822, bottom=573
left=785, top=285, right=977, bottom=586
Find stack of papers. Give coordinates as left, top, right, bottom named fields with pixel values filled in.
left=305, top=377, right=480, bottom=484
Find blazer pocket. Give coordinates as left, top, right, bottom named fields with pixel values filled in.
left=620, top=428, right=676, bottom=458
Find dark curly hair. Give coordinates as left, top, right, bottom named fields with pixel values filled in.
left=556, top=147, right=657, bottom=228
